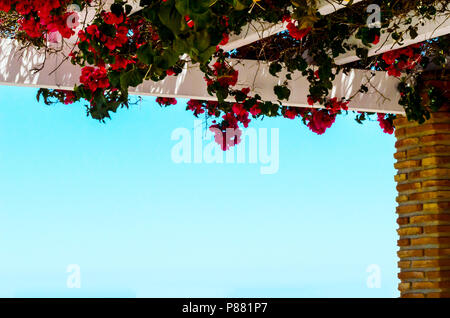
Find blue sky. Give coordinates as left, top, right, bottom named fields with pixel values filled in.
left=0, top=85, right=399, bottom=297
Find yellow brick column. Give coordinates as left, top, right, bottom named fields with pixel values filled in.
left=394, top=76, right=450, bottom=297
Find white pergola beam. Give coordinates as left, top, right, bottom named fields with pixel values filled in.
left=318, top=0, right=362, bottom=15
left=222, top=1, right=450, bottom=67
left=335, top=5, right=450, bottom=65
left=0, top=37, right=404, bottom=114
left=221, top=0, right=364, bottom=52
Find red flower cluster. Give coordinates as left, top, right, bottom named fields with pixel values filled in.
left=306, top=109, right=336, bottom=135
left=307, top=95, right=317, bottom=106
left=250, top=103, right=261, bottom=116
left=210, top=113, right=242, bottom=151
left=284, top=97, right=348, bottom=134
left=110, top=55, right=135, bottom=71
left=156, top=97, right=177, bottom=106
left=76, top=13, right=133, bottom=70
left=0, top=0, right=90, bottom=40
left=186, top=100, right=220, bottom=117
left=63, top=90, right=76, bottom=105
left=326, top=97, right=349, bottom=114
left=101, top=11, right=124, bottom=25
left=219, top=32, right=229, bottom=46
left=129, top=18, right=159, bottom=49
left=81, top=22, right=129, bottom=52
left=55, top=89, right=77, bottom=105
left=186, top=97, right=258, bottom=150
left=205, top=62, right=239, bottom=88
left=304, top=98, right=348, bottom=134
left=210, top=125, right=242, bottom=151
left=80, top=66, right=110, bottom=93
left=187, top=100, right=206, bottom=117
left=284, top=17, right=311, bottom=40
left=382, top=44, right=423, bottom=77
left=377, top=113, right=394, bottom=134
left=283, top=107, right=304, bottom=119
left=231, top=103, right=250, bottom=128
left=373, top=34, right=380, bottom=45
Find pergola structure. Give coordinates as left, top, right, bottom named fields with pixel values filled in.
left=0, top=0, right=449, bottom=297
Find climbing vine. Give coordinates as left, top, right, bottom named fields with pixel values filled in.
left=1, top=0, right=449, bottom=150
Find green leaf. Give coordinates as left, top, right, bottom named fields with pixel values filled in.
left=232, top=0, right=248, bottom=11
left=108, top=71, right=121, bottom=88
left=120, top=69, right=144, bottom=90
left=274, top=85, right=291, bottom=101
left=355, top=48, right=368, bottom=59
left=158, top=4, right=183, bottom=36
left=137, top=44, right=155, bottom=65
left=269, top=62, right=282, bottom=76
left=110, top=3, right=123, bottom=17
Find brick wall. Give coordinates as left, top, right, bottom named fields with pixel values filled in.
left=394, top=105, right=450, bottom=298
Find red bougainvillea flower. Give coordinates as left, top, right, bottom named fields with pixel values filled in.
left=219, top=33, right=229, bottom=46
left=232, top=103, right=250, bottom=128
left=185, top=16, right=194, bottom=28
left=210, top=126, right=242, bottom=151
left=80, top=66, right=110, bottom=93
left=222, top=112, right=239, bottom=129
left=241, top=87, right=250, bottom=96
left=63, top=91, right=76, bottom=105
left=386, top=66, right=402, bottom=77
left=372, top=34, right=380, bottom=45
left=10, top=0, right=83, bottom=40
left=326, top=97, right=349, bottom=114
left=19, top=18, right=43, bottom=38
left=110, top=55, right=135, bottom=71
left=0, top=1, right=12, bottom=12
left=102, top=11, right=124, bottom=25
left=156, top=97, right=177, bottom=106
left=55, top=89, right=77, bottom=105
left=282, top=15, right=292, bottom=23
left=210, top=113, right=242, bottom=151
left=286, top=21, right=311, bottom=40
left=187, top=99, right=205, bottom=117
left=250, top=104, right=262, bottom=116
left=220, top=15, right=229, bottom=27
left=377, top=113, right=394, bottom=134
left=207, top=62, right=239, bottom=88
left=307, top=96, right=316, bottom=106
left=307, top=109, right=336, bottom=135
left=218, top=70, right=238, bottom=87
left=86, top=24, right=101, bottom=37
left=186, top=99, right=247, bottom=151
left=284, top=107, right=299, bottom=119
left=382, top=44, right=423, bottom=77
left=314, top=70, right=320, bottom=79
